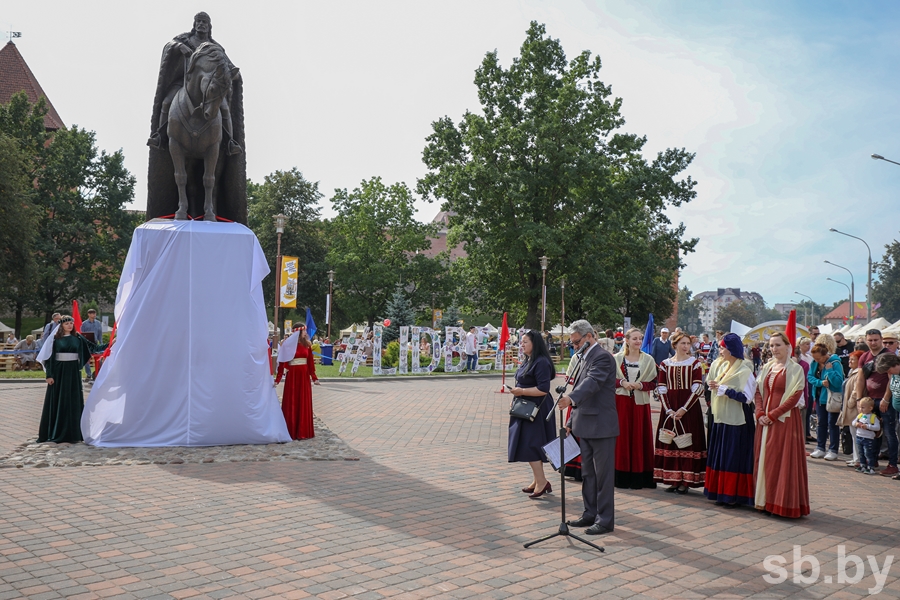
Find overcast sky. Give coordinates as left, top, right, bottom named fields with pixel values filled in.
left=5, top=1, right=899, bottom=311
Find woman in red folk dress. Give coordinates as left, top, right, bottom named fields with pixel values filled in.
left=753, top=332, right=809, bottom=518
left=275, top=326, right=320, bottom=440
left=654, top=332, right=707, bottom=494
left=613, top=327, right=658, bottom=489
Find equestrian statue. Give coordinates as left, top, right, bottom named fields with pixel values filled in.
left=146, top=12, right=247, bottom=224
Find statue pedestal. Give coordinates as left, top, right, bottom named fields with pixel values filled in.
left=82, top=220, right=290, bottom=446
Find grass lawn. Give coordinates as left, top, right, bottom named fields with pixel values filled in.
left=0, top=359, right=572, bottom=380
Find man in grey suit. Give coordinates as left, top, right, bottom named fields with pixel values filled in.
left=557, top=319, right=619, bottom=535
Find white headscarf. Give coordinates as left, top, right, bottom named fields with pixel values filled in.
left=36, top=323, right=60, bottom=368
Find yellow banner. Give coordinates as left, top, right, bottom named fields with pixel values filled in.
left=280, top=256, right=298, bottom=308
left=284, top=320, right=292, bottom=334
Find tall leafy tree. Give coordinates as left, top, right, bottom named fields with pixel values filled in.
left=873, top=238, right=900, bottom=322
left=0, top=92, right=138, bottom=323
left=326, top=177, right=441, bottom=328
left=0, top=133, right=38, bottom=336
left=247, top=168, right=328, bottom=324
left=418, top=22, right=697, bottom=329
left=713, top=301, right=758, bottom=333
left=676, top=286, right=703, bottom=334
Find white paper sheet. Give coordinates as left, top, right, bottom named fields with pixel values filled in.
left=542, top=434, right=581, bottom=470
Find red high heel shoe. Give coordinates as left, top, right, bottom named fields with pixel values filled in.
left=529, top=482, right=552, bottom=499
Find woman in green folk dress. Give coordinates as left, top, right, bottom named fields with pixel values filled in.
left=38, top=315, right=107, bottom=443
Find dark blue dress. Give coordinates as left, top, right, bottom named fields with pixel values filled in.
left=508, top=356, right=556, bottom=462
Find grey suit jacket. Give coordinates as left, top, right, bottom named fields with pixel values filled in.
left=566, top=343, right=619, bottom=439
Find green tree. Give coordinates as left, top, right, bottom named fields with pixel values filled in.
left=0, top=92, right=138, bottom=323
left=713, top=301, right=758, bottom=333
left=0, top=133, right=38, bottom=336
left=873, top=238, right=900, bottom=322
left=418, top=22, right=696, bottom=330
left=382, top=286, right=416, bottom=343
left=792, top=300, right=829, bottom=328
left=437, top=304, right=463, bottom=330
left=326, top=177, right=442, bottom=328
left=676, top=286, right=703, bottom=334
left=247, top=168, right=328, bottom=325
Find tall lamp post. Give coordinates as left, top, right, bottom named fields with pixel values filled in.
left=272, top=213, right=286, bottom=371
left=826, top=278, right=852, bottom=327
left=794, top=292, right=814, bottom=327
left=830, top=228, right=872, bottom=322
left=560, top=277, right=566, bottom=350
left=326, top=270, right=335, bottom=340
left=540, top=256, right=548, bottom=333
left=824, top=260, right=855, bottom=324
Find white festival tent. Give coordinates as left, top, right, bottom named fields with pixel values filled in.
left=81, top=221, right=290, bottom=447
left=0, top=321, right=13, bottom=334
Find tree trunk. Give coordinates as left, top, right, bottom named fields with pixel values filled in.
left=525, top=294, right=539, bottom=330
left=14, top=302, right=23, bottom=338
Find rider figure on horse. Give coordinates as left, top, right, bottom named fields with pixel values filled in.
left=147, top=12, right=242, bottom=156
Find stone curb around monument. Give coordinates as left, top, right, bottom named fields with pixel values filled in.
left=0, top=416, right=358, bottom=468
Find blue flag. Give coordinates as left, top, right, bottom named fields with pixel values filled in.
left=640, top=313, right=655, bottom=354
left=305, top=307, right=317, bottom=339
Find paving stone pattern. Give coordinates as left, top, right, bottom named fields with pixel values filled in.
left=0, top=378, right=898, bottom=599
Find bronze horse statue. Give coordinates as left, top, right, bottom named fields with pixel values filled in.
left=167, top=42, right=238, bottom=221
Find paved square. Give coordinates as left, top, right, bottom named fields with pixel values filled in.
left=0, top=377, right=897, bottom=599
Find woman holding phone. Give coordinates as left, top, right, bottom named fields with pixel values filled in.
left=508, top=330, right=557, bottom=499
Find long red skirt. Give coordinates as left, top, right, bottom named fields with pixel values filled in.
left=753, top=408, right=809, bottom=518
left=282, top=363, right=315, bottom=440
left=615, top=395, right=656, bottom=489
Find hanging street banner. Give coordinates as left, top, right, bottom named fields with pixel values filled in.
left=279, top=256, right=298, bottom=308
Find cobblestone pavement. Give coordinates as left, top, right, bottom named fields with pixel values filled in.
left=0, top=378, right=898, bottom=599
left=0, top=416, right=356, bottom=468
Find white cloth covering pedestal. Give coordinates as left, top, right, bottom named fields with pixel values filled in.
left=82, top=220, right=290, bottom=446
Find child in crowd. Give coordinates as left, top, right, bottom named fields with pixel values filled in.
left=853, top=397, right=881, bottom=474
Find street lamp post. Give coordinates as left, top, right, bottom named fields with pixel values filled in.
left=830, top=228, right=873, bottom=322
left=272, top=213, right=286, bottom=371
left=826, top=278, right=852, bottom=327
left=540, top=256, right=548, bottom=333
left=326, top=270, right=335, bottom=340
left=871, top=153, right=900, bottom=167
left=560, top=277, right=566, bottom=350
left=824, top=260, right=855, bottom=324
left=794, top=292, right=814, bottom=327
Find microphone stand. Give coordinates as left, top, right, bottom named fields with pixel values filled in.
left=524, top=381, right=604, bottom=552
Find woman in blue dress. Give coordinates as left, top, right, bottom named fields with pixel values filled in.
left=509, top=330, right=557, bottom=499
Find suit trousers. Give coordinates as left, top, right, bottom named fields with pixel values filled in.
left=578, top=436, right=616, bottom=530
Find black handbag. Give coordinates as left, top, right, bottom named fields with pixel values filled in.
left=510, top=397, right=540, bottom=421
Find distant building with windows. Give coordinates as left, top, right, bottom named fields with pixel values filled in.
left=773, top=303, right=798, bottom=318
left=696, top=288, right=764, bottom=332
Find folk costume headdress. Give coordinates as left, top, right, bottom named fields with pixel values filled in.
left=707, top=333, right=757, bottom=425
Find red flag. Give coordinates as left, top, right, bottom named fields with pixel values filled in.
left=785, top=309, right=797, bottom=351
left=498, top=312, right=510, bottom=350
left=72, top=300, right=83, bottom=333
left=100, top=323, right=116, bottom=360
